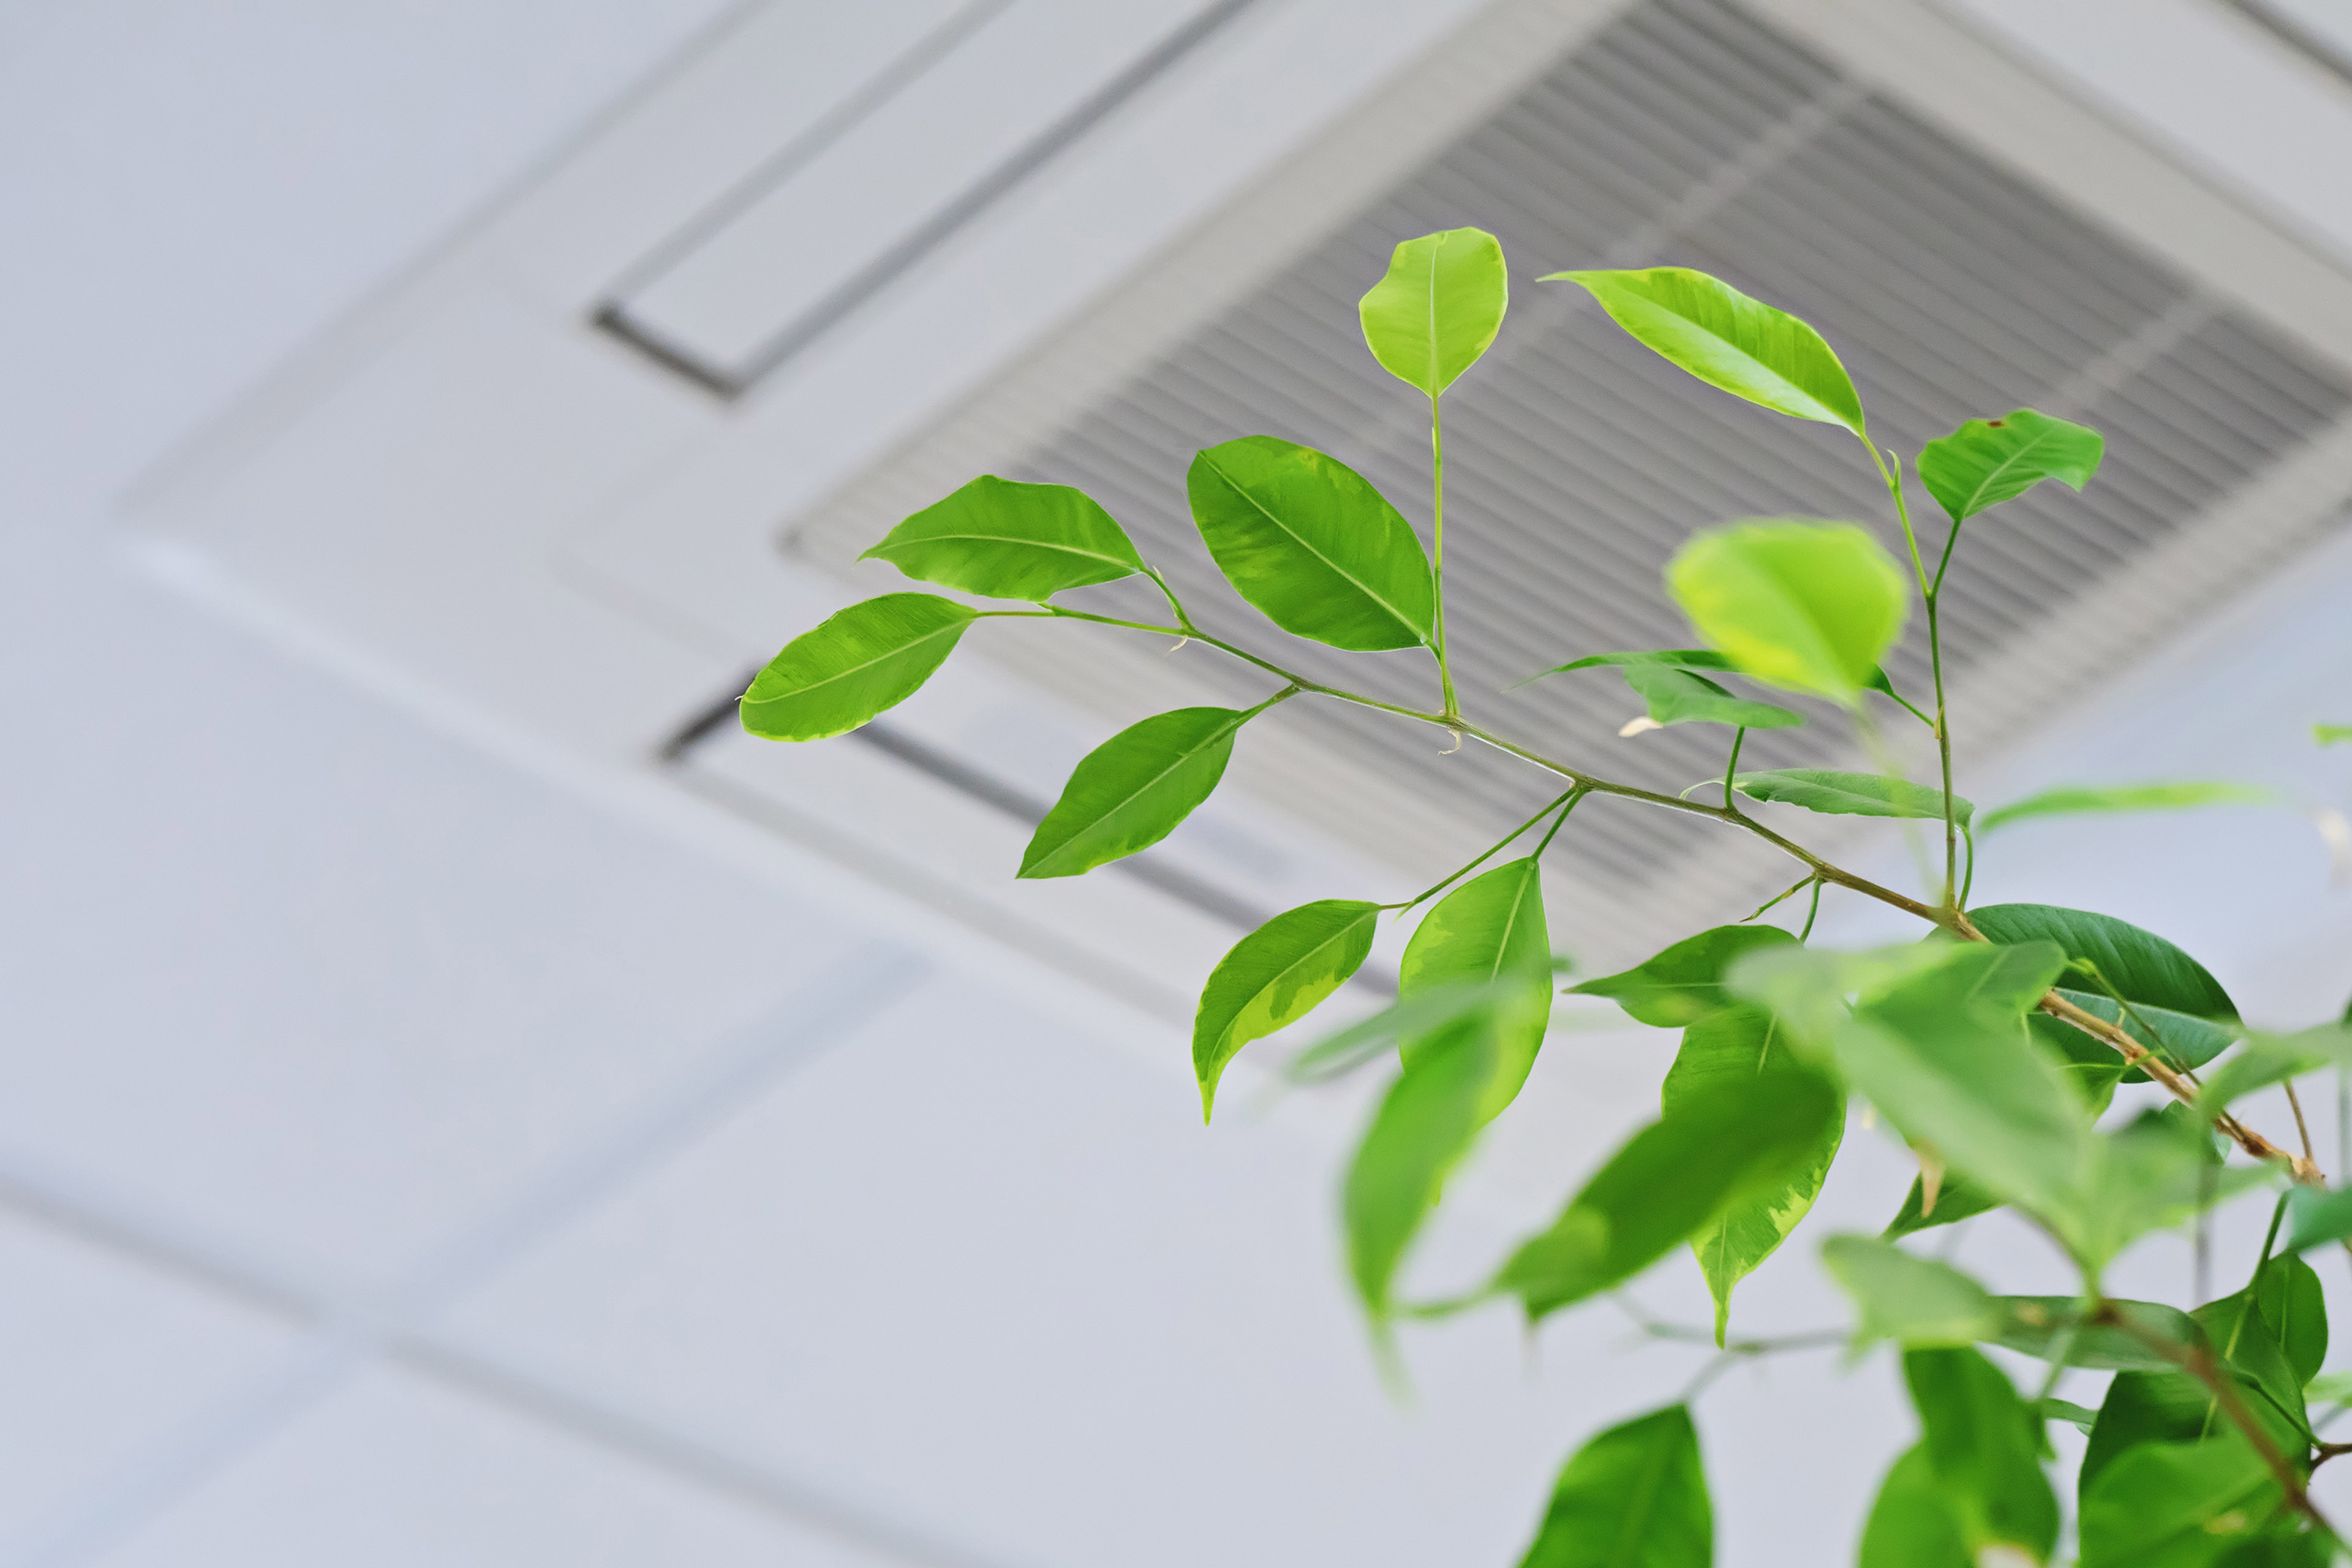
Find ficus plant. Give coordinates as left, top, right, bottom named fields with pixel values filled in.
left=742, top=226, right=2352, bottom=1564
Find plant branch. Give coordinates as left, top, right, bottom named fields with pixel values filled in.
left=1395, top=787, right=1577, bottom=915
left=1864, top=440, right=1958, bottom=908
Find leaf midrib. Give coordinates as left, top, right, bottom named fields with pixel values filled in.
left=1216, top=909, right=1378, bottom=1053
left=746, top=615, right=970, bottom=707
left=1029, top=710, right=1248, bottom=874
left=1202, top=454, right=1428, bottom=643
left=873, top=531, right=1137, bottom=571
left=1953, top=423, right=2070, bottom=519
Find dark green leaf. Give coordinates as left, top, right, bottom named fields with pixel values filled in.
left=1730, top=768, right=1970, bottom=823
left=1977, top=782, right=2275, bottom=836
left=1902, top=1348, right=2059, bottom=1563
left=1400, top=858, right=1551, bottom=1122
left=1186, top=436, right=1434, bottom=651
left=1543, top=266, right=1866, bottom=437
left=1883, top=1170, right=2000, bottom=1240
left=740, top=593, right=979, bottom=741
left=1570, top=924, right=1798, bottom=1028
left=1359, top=227, right=1508, bottom=398
left=1969, top=904, right=2236, bottom=1022
left=1821, top=1235, right=1997, bottom=1348
left=1989, top=1296, right=2201, bottom=1372
left=1491, top=1069, right=1840, bottom=1322
left=1522, top=648, right=1733, bottom=683
left=1020, top=704, right=1261, bottom=880
left=1917, top=408, right=2105, bottom=526
left=1670, top=1008, right=1841, bottom=1340
left=1193, top=900, right=1379, bottom=1122
left=1667, top=519, right=1909, bottom=703
left=1517, top=1404, right=1711, bottom=1568
left=2078, top=1438, right=2277, bottom=1567
left=859, top=475, right=1145, bottom=601
left=2217, top=1533, right=2335, bottom=1567
left=2237, top=1254, right=2329, bottom=1389
left=1858, top=1445, right=1970, bottom=1568
left=2054, top=990, right=2239, bottom=1084
left=1621, top=666, right=1803, bottom=730
left=1344, top=1014, right=1503, bottom=1321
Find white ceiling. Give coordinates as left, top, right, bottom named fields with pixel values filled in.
left=7, top=2, right=2352, bottom=1566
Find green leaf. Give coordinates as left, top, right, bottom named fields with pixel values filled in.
left=1359, top=227, right=1509, bottom=398
left=2316, top=724, right=2352, bottom=747
left=2286, top=1183, right=2352, bottom=1253
left=1989, top=1296, right=2201, bottom=1372
left=2077, top=1438, right=2277, bottom=1568
left=1969, top=904, right=2237, bottom=1022
left=2038, top=1398, right=2100, bottom=1433
left=1904, top=1348, right=2060, bottom=1562
left=1667, top=519, right=1910, bottom=703
left=2198, top=1024, right=2352, bottom=1113
left=2066, top=1111, right=2279, bottom=1275
left=1883, top=1171, right=2000, bottom=1240
left=1724, top=940, right=1975, bottom=1056
left=1019, top=703, right=1263, bottom=880
left=1668, top=1008, right=1842, bottom=1340
left=1621, top=666, right=1803, bottom=730
left=1186, top=437, right=1434, bottom=652
left=2241, top=1254, right=2329, bottom=1388
left=1730, top=768, right=1970, bottom=823
left=859, top=475, right=1146, bottom=601
left=2054, top=990, right=2240, bottom=1082
left=1977, top=781, right=2276, bottom=836
left=1917, top=408, right=2105, bottom=526
left=1400, top=858, right=1551, bottom=1123
left=1523, top=648, right=1734, bottom=682
left=2306, top=1369, right=2352, bottom=1405
left=2216, top=1532, right=2335, bottom=1567
left=1821, top=1235, right=1997, bottom=1348
left=1570, top=924, right=1798, bottom=1028
left=1193, top=900, right=1380, bottom=1122
left=1544, top=266, right=1866, bottom=437
left=1344, top=1014, right=1504, bottom=1321
left=1858, top=1446, right=1970, bottom=1568
left=1516, top=1404, right=1711, bottom=1568
left=740, top=593, right=979, bottom=741
left=1490, top=1068, right=1840, bottom=1322
left=1287, top=980, right=1534, bottom=1086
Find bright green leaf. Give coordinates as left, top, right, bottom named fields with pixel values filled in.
left=2077, top=1438, right=2277, bottom=1568
left=1544, top=266, right=1866, bottom=437
left=1400, top=858, right=1552, bottom=1122
left=1821, top=1235, right=1998, bottom=1348
left=859, top=475, right=1146, bottom=601
left=2306, top=1369, right=2352, bottom=1405
left=1667, top=519, right=1909, bottom=703
left=2316, top=724, right=2352, bottom=747
left=1516, top=1404, right=1711, bottom=1568
left=1730, top=768, right=1970, bottom=823
left=1193, top=900, right=1379, bottom=1122
left=1978, top=781, right=2277, bottom=836
left=1020, top=703, right=1266, bottom=880
left=1857, top=1445, right=1970, bottom=1568
left=1491, top=1068, right=1840, bottom=1322
left=1359, top=227, right=1509, bottom=398
left=1969, top=904, right=2236, bottom=1022
left=740, top=593, right=979, bottom=742
left=1186, top=436, right=1434, bottom=651
left=1669, top=1007, right=1842, bottom=1340
left=1621, top=666, right=1804, bottom=730
left=1344, top=1014, right=1504, bottom=1322
left=1989, top=1295, right=2199, bottom=1372
left=1570, top=924, right=1798, bottom=1028
left=1902, top=1348, right=2060, bottom=1564
left=1917, top=408, right=2105, bottom=526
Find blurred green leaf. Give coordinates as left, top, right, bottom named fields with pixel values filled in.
left=1857, top=1445, right=1970, bottom=1568
left=861, top=475, right=1145, bottom=601
left=1667, top=519, right=1909, bottom=703
left=1490, top=1069, right=1840, bottom=1322
left=1020, top=703, right=1267, bottom=880
left=1989, top=1295, right=2199, bottom=1372
left=1516, top=1404, right=1711, bottom=1568
left=1903, top=1348, right=2059, bottom=1563
left=1725, top=939, right=1976, bottom=1054
left=2305, top=1369, right=2352, bottom=1405
left=1523, top=648, right=1733, bottom=682
left=2315, top=724, right=2352, bottom=747
left=1917, top=408, right=2104, bottom=526
left=2038, top=1398, right=2100, bottom=1434
left=1186, top=436, right=1434, bottom=651
left=741, top=593, right=979, bottom=742
left=1978, top=781, right=2275, bottom=836
left=1344, top=1013, right=1507, bottom=1323
left=2198, top=1025, right=2352, bottom=1114
left=1287, top=979, right=1537, bottom=1087
left=2285, top=1183, right=2352, bottom=1253
left=1400, top=858, right=1553, bottom=1122
left=1359, top=228, right=1508, bottom=398
left=1670, top=1008, right=1842, bottom=1341
left=1821, top=1236, right=1997, bottom=1348
left=1193, top=900, right=1379, bottom=1122
left=1731, top=768, right=1969, bottom=823
left=1883, top=1170, right=2000, bottom=1240
left=2077, top=1438, right=2277, bottom=1568
left=1621, top=666, right=1803, bottom=730
left=1969, top=903, right=2236, bottom=1023
left=1570, top=924, right=1798, bottom=1028
left=1543, top=266, right=1866, bottom=437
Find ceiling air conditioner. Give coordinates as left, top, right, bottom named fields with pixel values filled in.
left=127, top=0, right=2352, bottom=1009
